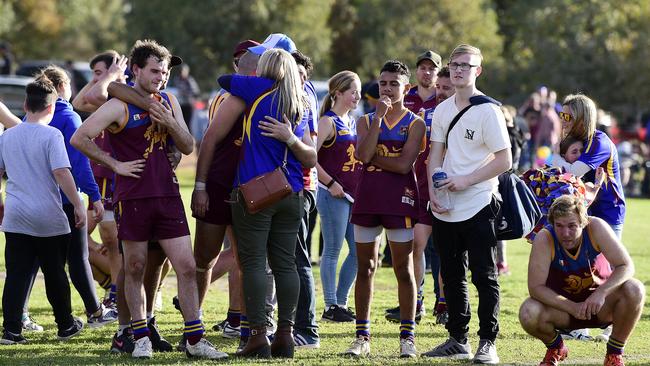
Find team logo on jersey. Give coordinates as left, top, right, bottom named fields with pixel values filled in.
left=234, top=137, right=243, bottom=146
left=338, top=129, right=351, bottom=136
left=401, top=187, right=416, bottom=206
left=399, top=126, right=409, bottom=135
left=133, top=112, right=149, bottom=121
left=465, top=129, right=475, bottom=140
left=562, top=272, right=594, bottom=294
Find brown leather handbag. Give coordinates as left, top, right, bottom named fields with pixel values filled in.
left=239, top=147, right=292, bottom=214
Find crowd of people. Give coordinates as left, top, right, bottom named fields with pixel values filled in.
left=0, top=33, right=645, bottom=366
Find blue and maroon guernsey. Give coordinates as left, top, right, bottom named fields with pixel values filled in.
left=205, top=92, right=244, bottom=188
left=108, top=92, right=180, bottom=201
left=544, top=224, right=611, bottom=303
left=301, top=80, right=319, bottom=192
left=578, top=130, right=625, bottom=225
left=351, top=110, right=421, bottom=219
left=318, top=110, right=362, bottom=196
left=414, top=108, right=434, bottom=201
left=91, top=131, right=115, bottom=179
left=220, top=75, right=307, bottom=192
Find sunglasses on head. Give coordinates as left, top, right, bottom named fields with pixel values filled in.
left=559, top=112, right=572, bottom=122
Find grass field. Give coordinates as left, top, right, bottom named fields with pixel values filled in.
left=0, top=165, right=649, bottom=365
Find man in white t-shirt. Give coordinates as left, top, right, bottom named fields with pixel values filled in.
left=422, top=44, right=511, bottom=364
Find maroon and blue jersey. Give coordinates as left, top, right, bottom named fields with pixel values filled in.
left=404, top=86, right=436, bottom=115
left=302, top=80, right=319, bottom=191
left=578, top=130, right=625, bottom=225
left=318, top=110, right=362, bottom=196
left=351, top=110, right=421, bottom=219
left=205, top=91, right=243, bottom=188
left=414, top=108, right=434, bottom=201
left=108, top=92, right=180, bottom=201
left=219, top=75, right=307, bottom=192
left=91, top=131, right=115, bottom=179
left=544, top=224, right=611, bottom=303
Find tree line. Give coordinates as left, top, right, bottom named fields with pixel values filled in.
left=2, top=0, right=649, bottom=120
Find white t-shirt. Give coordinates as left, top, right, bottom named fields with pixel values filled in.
left=430, top=95, right=510, bottom=222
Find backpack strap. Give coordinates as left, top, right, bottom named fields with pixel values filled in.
left=444, top=95, right=502, bottom=147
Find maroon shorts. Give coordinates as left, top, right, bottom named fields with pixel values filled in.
left=88, top=177, right=114, bottom=211
left=351, top=213, right=416, bottom=229
left=564, top=317, right=611, bottom=331
left=417, top=199, right=433, bottom=226
left=115, top=196, right=190, bottom=242
left=192, top=182, right=232, bottom=225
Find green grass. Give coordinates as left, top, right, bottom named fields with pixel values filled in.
left=0, top=166, right=649, bottom=365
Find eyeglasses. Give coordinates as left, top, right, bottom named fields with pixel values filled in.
left=559, top=112, right=573, bottom=122
left=448, top=62, right=479, bottom=71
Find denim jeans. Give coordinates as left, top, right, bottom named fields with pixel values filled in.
left=317, top=187, right=357, bottom=307
left=294, top=190, right=319, bottom=338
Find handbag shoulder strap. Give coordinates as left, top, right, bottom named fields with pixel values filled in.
left=444, top=104, right=474, bottom=148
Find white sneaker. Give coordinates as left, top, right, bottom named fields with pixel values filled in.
left=472, top=339, right=499, bottom=364
left=221, top=320, right=240, bottom=339
left=399, top=338, right=417, bottom=358
left=561, top=328, right=592, bottom=341
left=342, top=336, right=370, bottom=357
left=594, top=325, right=612, bottom=342
left=22, top=315, right=44, bottom=332
left=132, top=336, right=152, bottom=359
left=185, top=338, right=228, bottom=360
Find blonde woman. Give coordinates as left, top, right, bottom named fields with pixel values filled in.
left=316, top=70, right=362, bottom=322
left=218, top=48, right=317, bottom=358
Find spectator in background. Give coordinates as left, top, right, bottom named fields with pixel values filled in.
left=172, top=64, right=200, bottom=132
left=0, top=42, right=15, bottom=75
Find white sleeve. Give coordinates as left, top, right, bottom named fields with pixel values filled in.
left=430, top=105, right=446, bottom=143
left=551, top=154, right=591, bottom=177
left=483, top=105, right=510, bottom=152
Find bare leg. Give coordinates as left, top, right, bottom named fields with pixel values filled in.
left=354, top=239, right=381, bottom=322
left=389, top=240, right=416, bottom=322
left=122, top=240, right=149, bottom=322
left=98, top=220, right=121, bottom=285
left=159, top=236, right=200, bottom=321
left=194, top=221, right=227, bottom=306
left=144, top=248, right=167, bottom=315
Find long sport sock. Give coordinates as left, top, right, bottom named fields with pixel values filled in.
left=416, top=290, right=424, bottom=312
left=227, top=309, right=241, bottom=327
left=131, top=319, right=150, bottom=340
left=545, top=331, right=563, bottom=349
left=400, top=319, right=415, bottom=340
left=240, top=315, right=250, bottom=338
left=108, top=284, right=117, bottom=302
left=184, top=319, right=204, bottom=346
left=607, top=337, right=625, bottom=355
left=356, top=320, right=370, bottom=339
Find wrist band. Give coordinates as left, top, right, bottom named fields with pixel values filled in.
left=286, top=134, right=298, bottom=147
left=326, top=179, right=335, bottom=188
left=194, top=181, right=206, bottom=191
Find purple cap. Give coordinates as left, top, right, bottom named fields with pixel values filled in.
left=248, top=33, right=297, bottom=55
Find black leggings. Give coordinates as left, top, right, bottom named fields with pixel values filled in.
left=62, top=204, right=100, bottom=314
left=3, top=232, right=74, bottom=334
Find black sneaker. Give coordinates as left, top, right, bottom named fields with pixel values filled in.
left=385, top=307, right=423, bottom=324
left=385, top=305, right=400, bottom=314
left=172, top=295, right=183, bottom=315
left=110, top=328, right=135, bottom=353
left=148, top=317, right=172, bottom=352
left=0, top=330, right=27, bottom=345
left=212, top=319, right=227, bottom=332
left=58, top=317, right=84, bottom=340
left=343, top=307, right=356, bottom=319
left=176, top=333, right=187, bottom=352
left=322, top=305, right=354, bottom=322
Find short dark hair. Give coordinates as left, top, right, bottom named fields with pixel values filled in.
left=437, top=66, right=450, bottom=78
left=90, top=50, right=119, bottom=70
left=380, top=60, right=410, bottom=81
left=25, top=79, right=57, bottom=113
left=291, top=50, right=313, bottom=78
left=129, top=39, right=171, bottom=71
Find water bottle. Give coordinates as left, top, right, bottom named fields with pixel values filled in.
left=432, top=168, right=452, bottom=211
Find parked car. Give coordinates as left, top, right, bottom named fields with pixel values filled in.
left=0, top=75, right=34, bottom=119
left=16, top=60, right=92, bottom=98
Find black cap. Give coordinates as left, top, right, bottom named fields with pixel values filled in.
left=416, top=50, right=442, bottom=68
left=170, top=55, right=183, bottom=67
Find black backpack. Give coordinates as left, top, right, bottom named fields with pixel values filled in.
left=444, top=95, right=542, bottom=240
